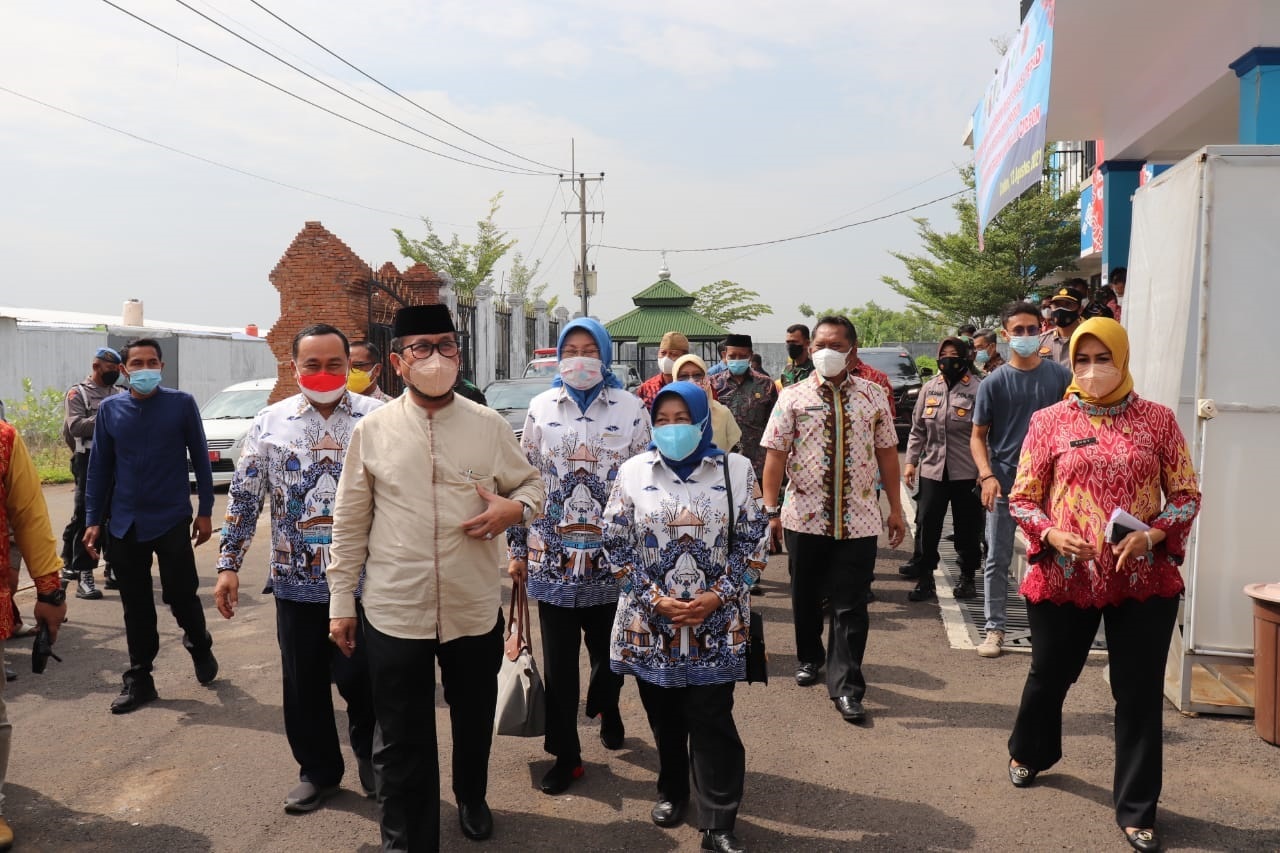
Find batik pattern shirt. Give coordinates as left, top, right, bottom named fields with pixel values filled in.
left=218, top=392, right=383, bottom=603
left=761, top=372, right=896, bottom=539
left=853, top=360, right=896, bottom=418
left=709, top=370, right=778, bottom=477
left=780, top=360, right=814, bottom=387
left=603, top=451, right=769, bottom=687
left=636, top=373, right=671, bottom=411
left=1009, top=394, right=1201, bottom=608
left=508, top=385, right=652, bottom=608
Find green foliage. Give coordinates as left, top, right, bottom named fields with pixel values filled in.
left=916, top=355, right=938, bottom=376
left=506, top=251, right=559, bottom=312
left=881, top=162, right=1080, bottom=328
left=393, top=192, right=517, bottom=295
left=3, top=378, right=73, bottom=484
left=693, top=280, right=774, bottom=328
left=798, top=301, right=948, bottom=347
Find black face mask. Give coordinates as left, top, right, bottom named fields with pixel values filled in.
left=101, top=370, right=120, bottom=386
left=1052, top=308, right=1079, bottom=328
left=786, top=343, right=807, bottom=361
left=937, top=357, right=966, bottom=378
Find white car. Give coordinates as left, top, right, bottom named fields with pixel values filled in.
left=189, top=378, right=275, bottom=486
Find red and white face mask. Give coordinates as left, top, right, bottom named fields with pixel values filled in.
left=297, top=371, right=348, bottom=405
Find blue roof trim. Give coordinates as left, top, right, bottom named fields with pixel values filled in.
left=1230, top=46, right=1280, bottom=77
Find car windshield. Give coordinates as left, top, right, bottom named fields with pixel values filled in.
left=486, top=383, right=546, bottom=410
left=201, top=389, right=271, bottom=419
left=859, top=351, right=919, bottom=381
left=524, top=360, right=559, bottom=378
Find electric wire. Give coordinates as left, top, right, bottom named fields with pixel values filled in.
left=0, top=85, right=420, bottom=219
left=524, top=182, right=561, bottom=265
left=594, top=189, right=967, bottom=254
left=168, top=0, right=552, bottom=175
left=98, top=0, right=547, bottom=176
left=248, top=0, right=572, bottom=174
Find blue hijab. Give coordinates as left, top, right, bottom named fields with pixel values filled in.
left=650, top=381, right=723, bottom=481
left=552, top=317, right=624, bottom=412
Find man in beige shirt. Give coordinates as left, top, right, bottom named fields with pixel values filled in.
left=328, top=304, right=544, bottom=852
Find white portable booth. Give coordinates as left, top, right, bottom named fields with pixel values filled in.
left=1126, top=146, right=1280, bottom=714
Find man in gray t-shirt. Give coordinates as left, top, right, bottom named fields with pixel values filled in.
left=970, top=303, right=1072, bottom=658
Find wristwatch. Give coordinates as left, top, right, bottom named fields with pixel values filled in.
left=519, top=500, right=535, bottom=526
left=37, top=588, right=67, bottom=606
left=764, top=506, right=782, bottom=519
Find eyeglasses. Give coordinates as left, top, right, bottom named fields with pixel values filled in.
left=1006, top=325, right=1041, bottom=336
left=561, top=347, right=600, bottom=358
left=398, top=340, right=459, bottom=359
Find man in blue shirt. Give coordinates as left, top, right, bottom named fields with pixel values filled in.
left=970, top=303, right=1072, bottom=659
left=215, top=324, right=382, bottom=814
left=84, top=337, right=218, bottom=713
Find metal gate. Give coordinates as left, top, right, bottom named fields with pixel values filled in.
left=365, top=274, right=406, bottom=397
left=455, top=295, right=477, bottom=384
left=495, top=307, right=512, bottom=380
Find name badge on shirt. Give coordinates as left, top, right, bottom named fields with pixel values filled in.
left=1069, top=436, right=1098, bottom=448
left=803, top=405, right=827, bottom=412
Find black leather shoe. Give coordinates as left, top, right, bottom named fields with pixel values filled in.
left=193, top=652, right=219, bottom=685
left=1123, top=827, right=1161, bottom=852
left=110, top=680, right=158, bottom=714
left=701, top=829, right=746, bottom=853
left=794, top=662, right=821, bottom=687
left=650, top=798, right=686, bottom=827
left=1008, top=759, right=1038, bottom=788
left=952, top=578, right=977, bottom=599
left=104, top=564, right=120, bottom=590
left=539, top=759, right=584, bottom=795
left=283, top=780, right=339, bottom=813
left=458, top=800, right=493, bottom=841
left=833, top=696, right=867, bottom=723
left=897, top=562, right=921, bottom=578
left=907, top=585, right=936, bottom=602
left=599, top=708, right=625, bottom=750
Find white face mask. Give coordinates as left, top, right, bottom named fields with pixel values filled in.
left=559, top=356, right=604, bottom=390
left=657, top=356, right=675, bottom=376
left=811, top=347, right=850, bottom=379
left=1115, top=295, right=1124, bottom=305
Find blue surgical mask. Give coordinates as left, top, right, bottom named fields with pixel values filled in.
left=1008, top=336, right=1040, bottom=358
left=726, top=359, right=750, bottom=376
left=975, top=350, right=990, bottom=366
left=128, top=368, right=163, bottom=394
left=652, top=420, right=706, bottom=461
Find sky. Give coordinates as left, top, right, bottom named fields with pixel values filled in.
left=1, top=0, right=1016, bottom=343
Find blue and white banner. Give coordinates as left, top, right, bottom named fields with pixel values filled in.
left=972, top=0, right=1055, bottom=247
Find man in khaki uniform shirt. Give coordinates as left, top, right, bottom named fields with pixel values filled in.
left=328, top=305, right=544, bottom=853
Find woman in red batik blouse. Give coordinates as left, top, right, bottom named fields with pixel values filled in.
left=1005, top=318, right=1200, bottom=853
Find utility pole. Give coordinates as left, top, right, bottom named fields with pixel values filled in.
left=561, top=139, right=603, bottom=318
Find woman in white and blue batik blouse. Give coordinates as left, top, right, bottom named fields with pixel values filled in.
left=602, top=381, right=768, bottom=853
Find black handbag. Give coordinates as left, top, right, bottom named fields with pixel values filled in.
left=723, top=455, right=767, bottom=685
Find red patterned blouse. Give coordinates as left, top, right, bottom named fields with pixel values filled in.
left=1009, top=394, right=1201, bottom=608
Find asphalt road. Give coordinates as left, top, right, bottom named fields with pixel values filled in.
left=3, top=484, right=1277, bottom=852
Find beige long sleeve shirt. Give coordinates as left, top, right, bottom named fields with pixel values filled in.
left=327, top=394, right=545, bottom=641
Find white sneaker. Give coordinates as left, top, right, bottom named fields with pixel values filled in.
left=977, top=630, right=1005, bottom=658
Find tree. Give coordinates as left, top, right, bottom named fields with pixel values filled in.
left=506, top=251, right=559, bottom=312
left=692, top=280, right=774, bottom=328
left=392, top=192, right=517, bottom=295
left=880, top=162, right=1080, bottom=328
left=798, top=301, right=948, bottom=346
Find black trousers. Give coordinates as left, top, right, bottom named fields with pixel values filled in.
left=62, top=452, right=98, bottom=574
left=914, top=474, right=983, bottom=587
left=636, top=679, right=744, bottom=831
left=275, top=597, right=375, bottom=787
left=109, top=519, right=212, bottom=684
left=537, top=599, right=624, bottom=761
left=364, top=614, right=503, bottom=853
left=1009, top=594, right=1180, bottom=829
left=788, top=532, right=877, bottom=700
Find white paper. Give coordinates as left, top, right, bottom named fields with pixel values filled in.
left=1106, top=507, right=1151, bottom=542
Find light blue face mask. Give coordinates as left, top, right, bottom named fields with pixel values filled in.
left=726, top=359, right=750, bottom=376
left=975, top=349, right=991, bottom=365
left=128, top=368, right=163, bottom=394
left=1008, top=336, right=1040, bottom=358
left=652, top=420, right=707, bottom=461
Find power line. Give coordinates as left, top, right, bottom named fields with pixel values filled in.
left=595, top=189, right=967, bottom=254
left=98, top=0, right=546, bottom=176
left=248, top=0, right=572, bottom=174
left=524, top=182, right=561, bottom=263
left=0, top=84, right=421, bottom=219
left=168, top=0, right=553, bottom=175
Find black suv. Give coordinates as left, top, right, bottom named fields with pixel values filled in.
left=857, top=347, right=925, bottom=445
